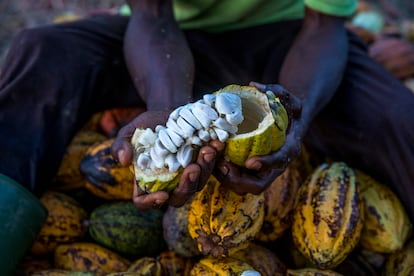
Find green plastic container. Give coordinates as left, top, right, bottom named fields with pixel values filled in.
left=0, top=174, right=47, bottom=276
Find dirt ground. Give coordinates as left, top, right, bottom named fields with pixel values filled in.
left=1, top=0, right=414, bottom=66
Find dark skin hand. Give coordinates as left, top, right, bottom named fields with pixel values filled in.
left=214, top=82, right=302, bottom=195
left=215, top=8, right=349, bottom=194
left=113, top=5, right=350, bottom=207
left=369, top=36, right=414, bottom=80
left=112, top=0, right=223, bottom=209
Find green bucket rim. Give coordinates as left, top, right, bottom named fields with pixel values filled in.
left=0, top=174, right=47, bottom=216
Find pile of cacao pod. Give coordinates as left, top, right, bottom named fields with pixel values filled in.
left=17, top=85, right=414, bottom=276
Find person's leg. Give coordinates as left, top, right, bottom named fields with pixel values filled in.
left=0, top=15, right=142, bottom=194
left=305, top=32, right=414, bottom=221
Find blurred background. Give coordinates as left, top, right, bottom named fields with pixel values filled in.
left=1, top=0, right=414, bottom=65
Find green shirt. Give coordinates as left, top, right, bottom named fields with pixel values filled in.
left=121, top=0, right=357, bottom=32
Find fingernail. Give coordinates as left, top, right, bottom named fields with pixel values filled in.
left=117, top=149, right=125, bottom=162
left=189, top=172, right=199, bottom=182
left=203, top=152, right=215, bottom=162
left=219, top=165, right=229, bottom=176
left=250, top=161, right=262, bottom=170
left=154, top=199, right=164, bottom=205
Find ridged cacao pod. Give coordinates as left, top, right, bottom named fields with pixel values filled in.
left=30, top=270, right=94, bottom=276
left=190, top=256, right=260, bottom=276
left=163, top=201, right=200, bottom=258
left=356, top=170, right=412, bottom=254
left=80, top=138, right=134, bottom=200
left=157, top=250, right=194, bottom=276
left=383, top=239, right=414, bottom=275
left=54, top=242, right=130, bottom=276
left=54, top=130, right=106, bottom=190
left=126, top=256, right=163, bottom=276
left=256, top=164, right=302, bottom=242
left=188, top=175, right=265, bottom=257
left=86, top=201, right=166, bottom=258
left=232, top=242, right=286, bottom=276
left=286, top=268, right=343, bottom=276
left=31, top=191, right=87, bottom=255
left=291, top=162, right=364, bottom=269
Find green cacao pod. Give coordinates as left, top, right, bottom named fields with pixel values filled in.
left=291, top=162, right=364, bottom=269
left=357, top=170, right=412, bottom=254
left=86, top=201, right=166, bottom=258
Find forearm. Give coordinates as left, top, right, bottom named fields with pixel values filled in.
left=124, top=0, right=194, bottom=110
left=279, top=8, right=349, bottom=134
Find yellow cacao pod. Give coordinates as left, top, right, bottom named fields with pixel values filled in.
left=256, top=164, right=302, bottom=242
left=126, top=256, right=163, bottom=275
left=188, top=175, right=265, bottom=257
left=190, top=256, right=260, bottom=276
left=54, top=242, right=130, bottom=276
left=291, top=162, right=364, bottom=269
left=286, top=268, right=343, bottom=276
left=232, top=242, right=286, bottom=276
left=31, top=191, right=87, bottom=255
left=54, top=130, right=106, bottom=190
left=157, top=250, right=194, bottom=276
left=357, top=170, right=412, bottom=254
left=383, top=239, right=414, bottom=275
left=80, top=138, right=134, bottom=200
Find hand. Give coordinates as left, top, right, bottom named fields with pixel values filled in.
left=112, top=110, right=225, bottom=210
left=130, top=142, right=224, bottom=210
left=214, top=82, right=303, bottom=195
left=369, top=36, right=414, bottom=80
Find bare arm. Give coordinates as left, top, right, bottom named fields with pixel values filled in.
left=279, top=7, right=348, bottom=138
left=216, top=7, right=350, bottom=194
left=124, top=0, right=194, bottom=110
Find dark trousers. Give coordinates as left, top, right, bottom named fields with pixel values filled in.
left=1, top=15, right=413, bottom=220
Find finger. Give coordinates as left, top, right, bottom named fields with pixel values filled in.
left=215, top=160, right=280, bottom=195
left=169, top=163, right=201, bottom=207
left=132, top=183, right=169, bottom=210
left=111, top=122, right=136, bottom=166
left=196, top=145, right=218, bottom=188
left=208, top=139, right=226, bottom=152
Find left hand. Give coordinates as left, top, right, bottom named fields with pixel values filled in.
left=369, top=36, right=414, bottom=80
left=213, top=82, right=303, bottom=195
